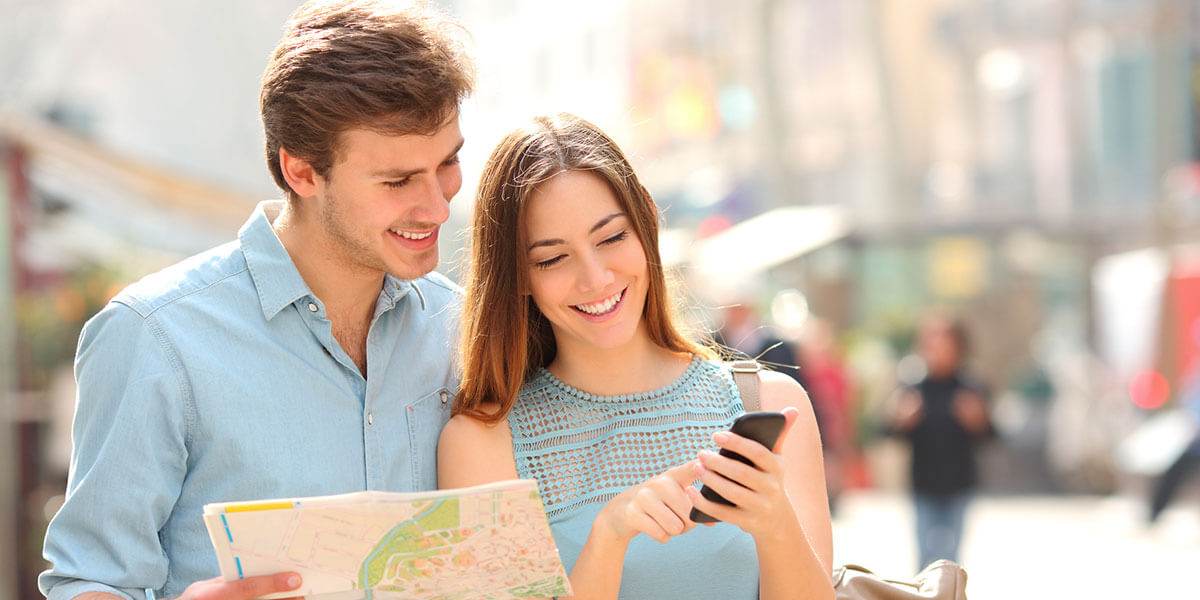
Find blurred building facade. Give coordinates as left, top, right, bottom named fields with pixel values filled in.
left=457, top=0, right=1200, bottom=494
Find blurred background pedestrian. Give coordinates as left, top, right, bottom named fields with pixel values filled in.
left=797, top=317, right=855, bottom=516
left=885, top=311, right=993, bottom=570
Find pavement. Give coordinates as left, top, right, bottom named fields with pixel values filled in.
left=831, top=490, right=1198, bottom=599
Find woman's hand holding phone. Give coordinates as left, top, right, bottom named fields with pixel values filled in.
left=594, top=459, right=701, bottom=545
left=686, top=408, right=801, bottom=540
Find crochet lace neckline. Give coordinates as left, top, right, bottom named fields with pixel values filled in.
left=530, top=355, right=704, bottom=403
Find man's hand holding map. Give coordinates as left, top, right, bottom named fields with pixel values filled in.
left=203, top=479, right=571, bottom=599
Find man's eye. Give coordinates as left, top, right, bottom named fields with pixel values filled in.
left=384, top=178, right=411, bottom=189
left=534, top=256, right=564, bottom=270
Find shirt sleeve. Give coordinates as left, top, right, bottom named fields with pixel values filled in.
left=40, top=301, right=190, bottom=600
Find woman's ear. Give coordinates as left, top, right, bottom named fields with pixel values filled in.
left=279, top=147, right=320, bottom=198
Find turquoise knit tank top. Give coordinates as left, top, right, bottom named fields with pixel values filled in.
left=509, top=357, right=760, bottom=599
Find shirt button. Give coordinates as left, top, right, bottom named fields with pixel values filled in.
left=440, top=390, right=448, bottom=406
left=308, top=302, right=318, bottom=312
left=367, top=412, right=374, bottom=425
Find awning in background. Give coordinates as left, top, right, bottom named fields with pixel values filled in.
left=689, top=204, right=849, bottom=279
left=1, top=113, right=259, bottom=269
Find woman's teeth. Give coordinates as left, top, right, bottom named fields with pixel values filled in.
left=575, top=289, right=623, bottom=315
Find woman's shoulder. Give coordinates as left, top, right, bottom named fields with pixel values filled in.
left=758, top=368, right=814, bottom=413
left=437, top=404, right=518, bottom=489
left=440, top=404, right=510, bottom=446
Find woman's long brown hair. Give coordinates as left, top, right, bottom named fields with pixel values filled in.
left=455, top=113, right=714, bottom=424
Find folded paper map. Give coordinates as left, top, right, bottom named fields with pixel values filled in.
left=203, top=479, right=571, bottom=599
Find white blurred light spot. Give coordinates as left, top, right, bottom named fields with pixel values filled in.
left=682, top=166, right=728, bottom=208
left=977, top=48, right=1026, bottom=95
left=718, top=84, right=757, bottom=131
left=896, top=353, right=927, bottom=386
left=769, top=289, right=809, bottom=342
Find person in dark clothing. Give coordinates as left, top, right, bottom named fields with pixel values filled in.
left=886, top=312, right=993, bottom=570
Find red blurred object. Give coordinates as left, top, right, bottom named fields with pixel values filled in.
left=1169, top=265, right=1200, bottom=381
left=695, top=214, right=732, bottom=239
left=845, top=452, right=873, bottom=489
left=1129, top=371, right=1170, bottom=409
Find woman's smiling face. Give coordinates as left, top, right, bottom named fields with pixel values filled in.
left=523, top=170, right=650, bottom=356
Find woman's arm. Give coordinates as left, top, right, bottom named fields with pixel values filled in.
left=568, top=460, right=700, bottom=599
left=687, top=371, right=834, bottom=600
left=437, top=411, right=519, bottom=489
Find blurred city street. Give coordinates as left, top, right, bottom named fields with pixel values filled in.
left=832, top=489, right=1198, bottom=599
left=3, top=0, right=1200, bottom=598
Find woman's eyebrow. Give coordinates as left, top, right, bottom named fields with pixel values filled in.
left=527, top=212, right=626, bottom=250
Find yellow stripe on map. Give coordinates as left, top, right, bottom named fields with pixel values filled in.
left=224, top=501, right=295, bottom=513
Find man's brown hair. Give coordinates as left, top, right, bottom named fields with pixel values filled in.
left=260, top=0, right=474, bottom=199
left=455, top=114, right=715, bottom=424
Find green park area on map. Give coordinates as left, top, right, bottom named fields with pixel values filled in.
left=362, top=499, right=463, bottom=589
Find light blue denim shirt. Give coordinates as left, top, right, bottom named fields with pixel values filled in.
left=40, top=201, right=460, bottom=600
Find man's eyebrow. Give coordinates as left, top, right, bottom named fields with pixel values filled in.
left=527, top=212, right=627, bottom=250
left=369, top=137, right=465, bottom=179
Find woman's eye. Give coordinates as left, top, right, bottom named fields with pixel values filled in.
left=534, top=256, right=564, bottom=270
left=600, top=230, right=629, bottom=245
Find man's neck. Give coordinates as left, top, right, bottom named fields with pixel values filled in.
left=272, top=203, right=384, bottom=373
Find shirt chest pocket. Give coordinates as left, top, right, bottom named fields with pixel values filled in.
left=407, top=386, right=454, bottom=489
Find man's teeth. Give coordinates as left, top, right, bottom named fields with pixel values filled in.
left=575, top=290, right=623, bottom=315
left=392, top=229, right=432, bottom=240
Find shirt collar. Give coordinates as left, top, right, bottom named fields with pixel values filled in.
left=240, top=201, right=319, bottom=320
left=240, top=201, right=426, bottom=320
left=376, top=273, right=422, bottom=316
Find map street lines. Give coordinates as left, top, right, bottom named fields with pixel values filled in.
left=204, top=479, right=571, bottom=600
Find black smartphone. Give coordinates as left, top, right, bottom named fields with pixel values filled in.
left=690, top=411, right=786, bottom=524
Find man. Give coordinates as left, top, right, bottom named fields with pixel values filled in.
left=39, top=2, right=474, bottom=599
left=886, top=311, right=993, bottom=570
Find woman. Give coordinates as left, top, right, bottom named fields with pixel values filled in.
left=439, top=114, right=833, bottom=599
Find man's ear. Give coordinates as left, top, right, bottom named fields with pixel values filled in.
left=279, top=147, right=319, bottom=198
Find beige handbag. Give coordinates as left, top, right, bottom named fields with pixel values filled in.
left=833, top=561, right=967, bottom=600
left=729, top=361, right=970, bottom=600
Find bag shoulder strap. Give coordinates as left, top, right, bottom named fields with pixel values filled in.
left=729, top=359, right=762, bottom=412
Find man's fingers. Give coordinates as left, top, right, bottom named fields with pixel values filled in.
left=193, top=572, right=301, bottom=600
